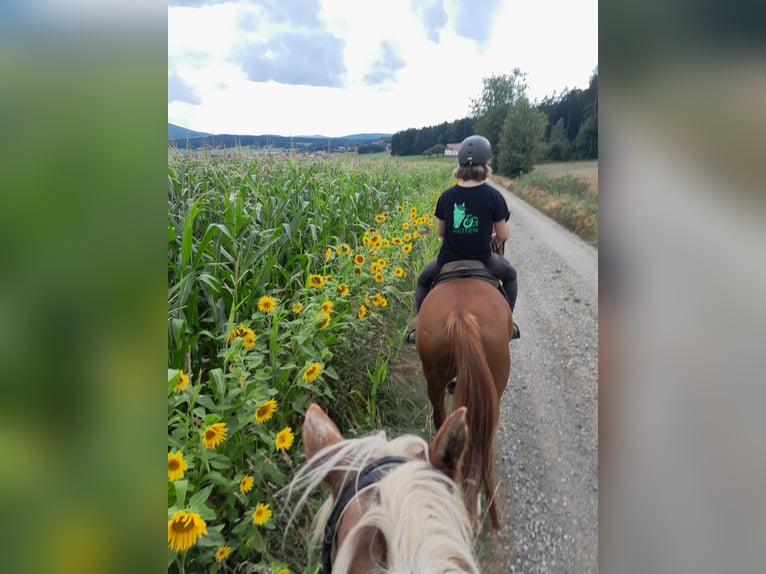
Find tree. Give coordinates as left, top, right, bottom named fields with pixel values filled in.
left=422, top=144, right=445, bottom=157
left=496, top=98, right=548, bottom=177
left=470, top=69, right=528, bottom=170
left=546, top=118, right=570, bottom=161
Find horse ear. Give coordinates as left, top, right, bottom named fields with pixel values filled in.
left=428, top=406, right=468, bottom=482
left=303, top=403, right=343, bottom=460
left=302, top=403, right=346, bottom=492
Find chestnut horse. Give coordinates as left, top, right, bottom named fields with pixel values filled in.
left=415, top=269, right=513, bottom=530
left=285, top=403, right=479, bottom=574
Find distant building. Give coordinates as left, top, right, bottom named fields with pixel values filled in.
left=444, top=143, right=460, bottom=157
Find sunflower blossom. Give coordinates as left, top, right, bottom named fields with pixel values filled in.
left=291, top=302, right=303, bottom=314
left=252, top=503, right=272, bottom=526
left=276, top=568, right=290, bottom=574
left=321, top=300, right=333, bottom=313
left=168, top=510, right=207, bottom=552
left=308, top=274, right=325, bottom=288
left=337, top=284, right=349, bottom=296
left=214, top=545, right=230, bottom=563
left=257, top=295, right=276, bottom=313
left=239, top=474, right=254, bottom=494
left=201, top=422, right=227, bottom=449
left=275, top=426, right=295, bottom=452
left=168, top=451, right=188, bottom=481
left=254, top=399, right=277, bottom=424
left=357, top=305, right=367, bottom=319
left=174, top=370, right=190, bottom=392
left=302, top=362, right=323, bottom=383
left=227, top=325, right=256, bottom=348
left=354, top=254, right=365, bottom=265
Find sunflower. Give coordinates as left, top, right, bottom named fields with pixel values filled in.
left=353, top=267, right=363, bottom=275
left=324, top=247, right=333, bottom=262
left=354, top=254, right=365, bottom=265
left=302, top=362, right=323, bottom=383
left=357, top=305, right=367, bottom=319
left=257, top=295, right=276, bottom=314
left=396, top=205, right=404, bottom=212
left=374, top=273, right=384, bottom=283
left=168, top=510, right=207, bottom=552
left=403, top=233, right=412, bottom=242
left=214, top=546, right=230, bottom=563
left=339, top=244, right=351, bottom=256
left=316, top=315, right=330, bottom=329
left=227, top=325, right=256, bottom=348
left=275, top=426, right=295, bottom=452
left=201, top=422, right=227, bottom=449
left=174, top=371, right=190, bottom=392
left=168, top=451, right=188, bottom=481
left=337, top=284, right=349, bottom=296
left=239, top=474, right=254, bottom=494
left=392, top=237, right=403, bottom=245
left=402, top=221, right=410, bottom=230
left=254, top=399, right=277, bottom=424
left=252, top=503, right=272, bottom=526
left=291, top=302, right=303, bottom=314
left=308, top=274, right=325, bottom=288
left=321, top=300, right=333, bottom=313
left=276, top=569, right=290, bottom=574
left=402, top=244, right=412, bottom=254
left=413, top=230, right=420, bottom=239
left=393, top=267, right=405, bottom=278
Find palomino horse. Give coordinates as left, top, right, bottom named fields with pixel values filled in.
left=415, top=261, right=513, bottom=530
left=285, top=403, right=480, bottom=574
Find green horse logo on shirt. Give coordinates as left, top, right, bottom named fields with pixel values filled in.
left=453, top=202, right=479, bottom=234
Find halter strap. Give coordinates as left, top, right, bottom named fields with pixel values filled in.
left=319, top=455, right=409, bottom=573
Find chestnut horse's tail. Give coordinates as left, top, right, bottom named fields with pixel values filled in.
left=446, top=309, right=501, bottom=530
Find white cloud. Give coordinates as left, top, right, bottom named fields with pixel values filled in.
left=168, top=0, right=597, bottom=136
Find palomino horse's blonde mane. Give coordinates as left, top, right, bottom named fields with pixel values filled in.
left=283, top=431, right=480, bottom=574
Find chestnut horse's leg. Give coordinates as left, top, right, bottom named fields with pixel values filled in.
left=424, top=367, right=447, bottom=429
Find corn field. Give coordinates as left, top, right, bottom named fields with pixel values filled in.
left=167, top=148, right=452, bottom=572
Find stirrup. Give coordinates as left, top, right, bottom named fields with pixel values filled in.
left=512, top=323, right=520, bottom=339
left=405, top=329, right=416, bottom=344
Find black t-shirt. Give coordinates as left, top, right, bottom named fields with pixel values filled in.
left=435, top=182, right=510, bottom=266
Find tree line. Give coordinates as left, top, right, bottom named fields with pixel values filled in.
left=389, top=67, right=598, bottom=177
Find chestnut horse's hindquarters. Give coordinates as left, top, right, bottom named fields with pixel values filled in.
left=415, top=279, right=512, bottom=530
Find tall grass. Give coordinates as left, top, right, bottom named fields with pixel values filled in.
left=497, top=170, right=598, bottom=246
left=167, top=148, right=449, bottom=572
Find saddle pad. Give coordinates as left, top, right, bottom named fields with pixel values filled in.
left=441, top=260, right=486, bottom=273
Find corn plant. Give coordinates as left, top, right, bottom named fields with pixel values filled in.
left=168, top=148, right=451, bottom=572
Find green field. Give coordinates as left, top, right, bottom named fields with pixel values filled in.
left=167, top=148, right=451, bottom=572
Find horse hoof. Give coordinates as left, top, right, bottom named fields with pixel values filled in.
left=447, top=378, right=456, bottom=394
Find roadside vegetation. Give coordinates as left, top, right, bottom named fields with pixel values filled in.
left=167, top=148, right=447, bottom=572
left=492, top=162, right=599, bottom=247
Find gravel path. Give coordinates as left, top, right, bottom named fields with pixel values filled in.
left=476, top=180, right=599, bottom=573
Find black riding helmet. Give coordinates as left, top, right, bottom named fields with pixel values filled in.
left=458, top=135, right=491, bottom=166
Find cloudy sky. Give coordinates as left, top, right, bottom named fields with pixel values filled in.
left=168, top=0, right=597, bottom=137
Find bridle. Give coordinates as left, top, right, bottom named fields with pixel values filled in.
left=319, top=455, right=409, bottom=573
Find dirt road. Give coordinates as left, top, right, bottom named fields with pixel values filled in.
left=475, top=179, right=599, bottom=573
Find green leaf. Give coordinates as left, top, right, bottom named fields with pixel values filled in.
left=168, top=369, right=181, bottom=394
left=181, top=198, right=202, bottom=270
left=189, top=484, right=214, bottom=510
left=197, top=529, right=225, bottom=547
left=209, top=368, right=225, bottom=398
left=173, top=480, right=189, bottom=508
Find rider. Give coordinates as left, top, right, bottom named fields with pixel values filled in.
left=406, top=134, right=520, bottom=343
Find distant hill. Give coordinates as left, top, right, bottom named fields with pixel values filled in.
left=168, top=123, right=211, bottom=140
left=168, top=124, right=390, bottom=151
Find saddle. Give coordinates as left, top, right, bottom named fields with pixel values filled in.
left=431, top=260, right=502, bottom=290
